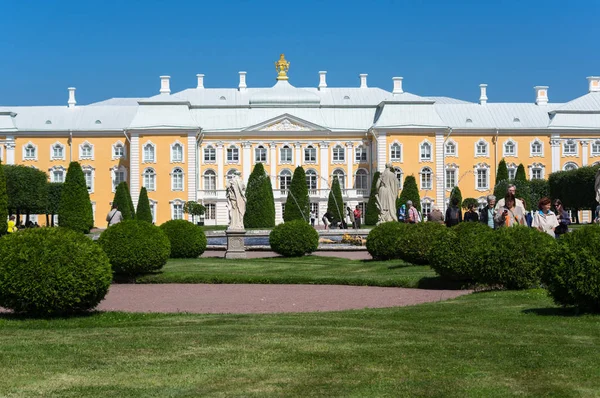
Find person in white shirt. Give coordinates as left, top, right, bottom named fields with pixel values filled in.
left=532, top=197, right=559, bottom=237
left=106, top=204, right=123, bottom=227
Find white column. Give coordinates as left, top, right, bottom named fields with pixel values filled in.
left=319, top=142, right=329, bottom=190
left=346, top=142, right=354, bottom=190
left=187, top=132, right=198, bottom=204
left=5, top=136, right=15, bottom=165
left=550, top=135, right=561, bottom=172
left=269, top=142, right=277, bottom=185
left=216, top=141, right=224, bottom=190
left=376, top=131, right=387, bottom=173
left=581, top=141, right=589, bottom=166
left=294, top=142, right=302, bottom=166
left=435, top=132, right=445, bottom=208
left=242, top=142, right=251, bottom=183
left=130, top=132, right=140, bottom=208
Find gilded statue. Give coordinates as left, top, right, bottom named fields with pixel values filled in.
left=275, top=54, right=290, bottom=80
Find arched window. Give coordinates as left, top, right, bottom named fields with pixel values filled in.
left=203, top=170, right=216, bottom=191
left=171, top=199, right=185, bottom=220
left=420, top=142, right=431, bottom=161
left=255, top=145, right=267, bottom=162
left=420, top=167, right=432, bottom=190
left=280, top=145, right=293, bottom=163
left=592, top=140, right=600, bottom=156
left=355, top=169, right=368, bottom=190
left=143, top=168, right=156, bottom=191
left=111, top=166, right=127, bottom=192
left=279, top=169, right=292, bottom=191
left=51, top=143, right=65, bottom=160
left=226, top=169, right=238, bottom=181
left=143, top=143, right=155, bottom=163
left=563, top=140, right=577, bottom=155
left=332, top=145, right=345, bottom=162
left=333, top=169, right=345, bottom=189
left=304, top=145, right=316, bottom=163
left=531, top=140, right=543, bottom=156
left=171, top=143, right=184, bottom=163
left=227, top=145, right=239, bottom=162
left=504, top=140, right=516, bottom=157
left=475, top=140, right=488, bottom=156
left=445, top=166, right=457, bottom=190
left=79, top=142, right=93, bottom=160
left=355, top=145, right=367, bottom=162
left=390, top=143, right=402, bottom=161
left=445, top=141, right=457, bottom=156
left=563, top=162, right=578, bottom=171
left=306, top=169, right=318, bottom=190
left=171, top=167, right=184, bottom=191
left=113, top=142, right=125, bottom=159
left=204, top=145, right=216, bottom=162
left=394, top=167, right=403, bottom=189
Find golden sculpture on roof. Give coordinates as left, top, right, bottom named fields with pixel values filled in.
left=275, top=54, right=290, bottom=81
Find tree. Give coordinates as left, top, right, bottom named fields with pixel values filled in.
left=244, top=163, right=275, bottom=228
left=46, top=182, right=63, bottom=227
left=135, top=187, right=153, bottom=223
left=0, top=161, right=8, bottom=236
left=4, top=165, right=48, bottom=224
left=449, top=186, right=463, bottom=209
left=497, top=159, right=509, bottom=182
left=365, top=171, right=381, bottom=226
left=462, top=197, right=479, bottom=210
left=58, top=161, right=94, bottom=233
left=397, top=175, right=421, bottom=213
left=183, top=201, right=206, bottom=224
left=327, top=176, right=344, bottom=224
left=515, top=164, right=527, bottom=182
left=548, top=165, right=600, bottom=222
left=284, top=166, right=310, bottom=222
left=528, top=179, right=550, bottom=211
left=112, top=182, right=135, bottom=220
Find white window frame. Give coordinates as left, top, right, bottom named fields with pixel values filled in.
left=332, top=168, right=346, bottom=189
left=355, top=168, right=369, bottom=190
left=204, top=203, right=216, bottom=220
left=563, top=140, right=578, bottom=157
left=445, top=140, right=458, bottom=157
left=332, top=145, right=345, bottom=163
left=143, top=167, right=157, bottom=191
left=306, top=169, right=318, bottom=190
left=226, top=145, right=239, bottom=163
left=445, top=165, right=458, bottom=190
left=171, top=167, right=184, bottom=191
left=280, top=145, right=293, bottom=164
left=507, top=163, right=517, bottom=180
left=419, top=140, right=432, bottom=162
left=355, top=145, right=367, bottom=163
left=421, top=198, right=433, bottom=219
left=390, top=142, right=403, bottom=162
left=474, top=139, right=489, bottom=158
left=50, top=142, right=65, bottom=161
left=304, top=145, right=317, bottom=163
left=279, top=169, right=292, bottom=191
left=530, top=139, right=544, bottom=157
left=23, top=142, right=38, bottom=161
left=170, top=141, right=184, bottom=163
left=143, top=142, right=156, bottom=163
left=529, top=163, right=545, bottom=180
left=474, top=163, right=490, bottom=191
left=393, top=167, right=403, bottom=189
left=49, top=166, right=66, bottom=183
left=204, top=145, right=216, bottom=163
left=591, top=140, right=600, bottom=157
left=420, top=167, right=433, bottom=190
left=170, top=199, right=185, bottom=220
left=255, top=145, right=267, bottom=163
left=203, top=169, right=217, bottom=191
left=112, top=141, right=126, bottom=160
left=563, top=162, right=578, bottom=171
left=503, top=139, right=517, bottom=157
left=111, top=165, right=127, bottom=192
left=82, top=166, right=95, bottom=193
left=79, top=141, right=94, bottom=160
left=226, top=169, right=239, bottom=183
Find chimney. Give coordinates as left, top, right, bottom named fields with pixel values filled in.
left=67, top=87, right=76, bottom=108
left=479, top=84, right=488, bottom=105
left=318, top=71, right=327, bottom=90
left=392, top=77, right=403, bottom=95
left=360, top=74, right=368, bottom=88
left=238, top=71, right=247, bottom=91
left=588, top=76, right=600, bottom=92
left=196, top=74, right=204, bottom=89
left=160, top=76, right=171, bottom=94
left=534, top=86, right=549, bottom=106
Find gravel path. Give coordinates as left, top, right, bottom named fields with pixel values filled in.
left=97, top=284, right=470, bottom=314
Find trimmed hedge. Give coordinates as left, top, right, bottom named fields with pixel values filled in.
left=58, top=162, right=94, bottom=233
left=0, top=161, right=7, bottom=236
left=543, top=225, right=600, bottom=312
left=269, top=220, right=319, bottom=257
left=284, top=166, right=310, bottom=222
left=395, top=222, right=448, bottom=265
left=244, top=163, right=275, bottom=228
left=475, top=226, right=557, bottom=290
left=136, top=187, right=153, bottom=223
left=112, top=182, right=135, bottom=220
left=327, top=176, right=344, bottom=224
left=397, top=175, right=421, bottom=213
left=160, top=220, right=207, bottom=258
left=98, top=220, right=171, bottom=275
left=366, top=222, right=409, bottom=260
left=0, top=228, right=112, bottom=315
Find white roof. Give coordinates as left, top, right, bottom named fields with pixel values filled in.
left=375, top=104, right=447, bottom=129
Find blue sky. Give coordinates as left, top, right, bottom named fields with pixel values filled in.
left=2, top=0, right=598, bottom=106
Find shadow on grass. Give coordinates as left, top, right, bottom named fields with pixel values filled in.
left=416, top=276, right=467, bottom=290
left=522, top=307, right=587, bottom=317
left=0, top=310, right=101, bottom=321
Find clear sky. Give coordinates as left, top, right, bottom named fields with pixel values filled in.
left=2, top=0, right=598, bottom=106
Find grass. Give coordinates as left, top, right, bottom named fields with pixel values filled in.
left=0, top=290, right=599, bottom=397
left=135, top=256, right=448, bottom=288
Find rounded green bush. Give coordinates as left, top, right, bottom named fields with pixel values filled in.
left=476, top=226, right=557, bottom=290
left=98, top=220, right=171, bottom=275
left=160, top=220, right=207, bottom=258
left=0, top=228, right=112, bottom=315
left=396, top=222, right=448, bottom=265
left=429, top=222, right=493, bottom=281
left=366, top=222, right=409, bottom=260
left=269, top=219, right=319, bottom=257
left=543, top=225, right=600, bottom=312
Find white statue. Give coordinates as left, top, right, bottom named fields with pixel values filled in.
left=226, top=171, right=246, bottom=230
left=376, top=163, right=399, bottom=223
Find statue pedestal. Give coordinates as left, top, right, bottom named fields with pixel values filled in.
left=225, top=229, right=247, bottom=259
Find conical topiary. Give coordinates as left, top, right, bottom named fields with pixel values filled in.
left=0, top=161, right=8, bottom=235
left=112, top=182, right=135, bottom=220
left=497, top=158, right=509, bottom=183
left=244, top=163, right=275, bottom=228
left=397, top=175, right=421, bottom=213
left=284, top=166, right=310, bottom=222
left=365, top=171, right=381, bottom=226
left=58, top=161, right=94, bottom=233
left=449, top=186, right=463, bottom=209
left=327, top=176, right=344, bottom=224
left=515, top=164, right=527, bottom=182
left=136, top=187, right=153, bottom=223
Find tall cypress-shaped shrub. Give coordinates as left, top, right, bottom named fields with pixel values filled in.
left=136, top=187, right=153, bottom=223
left=365, top=171, right=381, bottom=226
left=0, top=161, right=8, bottom=235
left=497, top=159, right=509, bottom=182
left=449, top=186, right=463, bottom=209
left=515, top=164, right=527, bottom=182
left=244, top=163, right=275, bottom=228
left=46, top=182, right=63, bottom=227
left=58, top=162, right=93, bottom=233
left=112, top=182, right=135, bottom=220
left=327, top=176, right=344, bottom=223
left=397, top=175, right=421, bottom=212
left=284, top=166, right=310, bottom=222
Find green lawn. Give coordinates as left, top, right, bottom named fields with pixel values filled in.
left=136, top=256, right=447, bottom=288
left=1, top=290, right=599, bottom=397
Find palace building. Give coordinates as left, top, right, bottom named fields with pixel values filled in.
left=1, top=54, right=599, bottom=225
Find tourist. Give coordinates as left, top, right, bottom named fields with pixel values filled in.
left=353, top=205, right=362, bottom=229
left=7, top=216, right=17, bottom=233
left=445, top=197, right=462, bottom=227
left=463, top=203, right=479, bottom=222
left=595, top=202, right=600, bottom=224
left=397, top=204, right=406, bottom=223
left=553, top=199, right=570, bottom=238
left=322, top=211, right=332, bottom=230
left=495, top=184, right=525, bottom=212
left=520, top=198, right=533, bottom=227
left=428, top=205, right=444, bottom=224
left=106, top=204, right=123, bottom=227
left=532, top=197, right=559, bottom=237
left=407, top=201, right=421, bottom=223
left=479, top=195, right=497, bottom=228
left=495, top=193, right=525, bottom=227
left=346, top=206, right=355, bottom=229
left=309, top=210, right=315, bottom=227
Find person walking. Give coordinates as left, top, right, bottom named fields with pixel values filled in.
left=407, top=201, right=421, bottom=224
left=495, top=184, right=525, bottom=212
left=595, top=202, right=600, bottom=224
left=397, top=204, right=406, bottom=223
left=553, top=199, right=570, bottom=238
left=428, top=205, right=444, bottom=224
left=7, top=215, right=18, bottom=233
left=309, top=211, right=316, bottom=227
left=106, top=204, right=123, bottom=227
left=346, top=206, right=355, bottom=229
left=532, top=197, right=559, bottom=237
left=445, top=197, right=462, bottom=227
left=464, top=203, right=479, bottom=223
left=495, top=193, right=525, bottom=227
left=479, top=195, right=497, bottom=229
left=353, top=205, right=362, bottom=229
left=322, top=211, right=332, bottom=230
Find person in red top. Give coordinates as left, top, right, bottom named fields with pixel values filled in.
left=353, top=205, right=362, bottom=229
left=407, top=200, right=421, bottom=223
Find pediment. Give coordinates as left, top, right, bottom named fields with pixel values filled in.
left=243, top=114, right=329, bottom=132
